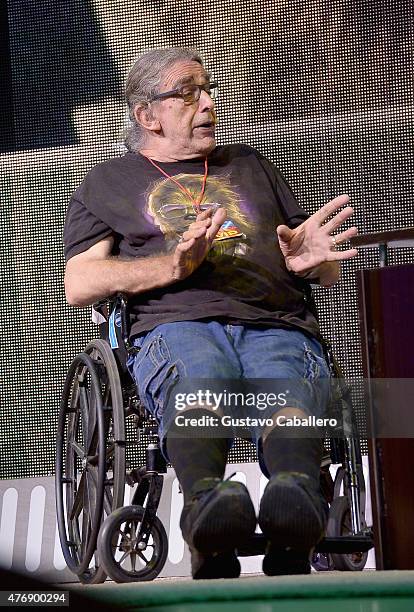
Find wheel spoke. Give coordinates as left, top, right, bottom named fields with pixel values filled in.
left=69, top=472, right=86, bottom=521
left=104, top=487, right=114, bottom=515
left=137, top=549, right=150, bottom=564
left=130, top=521, right=137, bottom=541
left=118, top=550, right=130, bottom=565
left=70, top=440, right=85, bottom=459
left=80, top=468, right=96, bottom=558
left=68, top=379, right=80, bottom=414
left=86, top=387, right=95, bottom=453
left=130, top=551, right=137, bottom=572
left=85, top=466, right=98, bottom=514
left=112, top=528, right=124, bottom=551
left=79, top=384, right=89, bottom=441
left=67, top=482, right=82, bottom=554
left=71, top=521, right=81, bottom=554
left=80, top=504, right=90, bottom=558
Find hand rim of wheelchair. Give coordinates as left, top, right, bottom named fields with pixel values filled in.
left=55, top=339, right=126, bottom=584
left=97, top=505, right=168, bottom=582
left=326, top=496, right=369, bottom=571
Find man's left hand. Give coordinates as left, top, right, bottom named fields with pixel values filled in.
left=276, top=194, right=358, bottom=277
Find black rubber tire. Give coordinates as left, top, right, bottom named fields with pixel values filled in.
left=327, top=496, right=368, bottom=571
left=55, top=340, right=125, bottom=584
left=98, top=505, right=168, bottom=583
left=56, top=352, right=106, bottom=581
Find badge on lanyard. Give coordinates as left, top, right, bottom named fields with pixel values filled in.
left=214, top=219, right=244, bottom=241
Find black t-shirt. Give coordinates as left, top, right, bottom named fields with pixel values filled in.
left=64, top=144, right=319, bottom=338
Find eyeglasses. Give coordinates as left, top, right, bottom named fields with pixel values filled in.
left=149, top=82, right=218, bottom=105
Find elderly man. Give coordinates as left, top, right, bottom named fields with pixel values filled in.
left=64, top=47, right=357, bottom=579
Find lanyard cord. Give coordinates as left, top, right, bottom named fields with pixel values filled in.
left=144, top=155, right=208, bottom=214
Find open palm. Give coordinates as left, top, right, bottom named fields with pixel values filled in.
left=277, top=194, right=358, bottom=274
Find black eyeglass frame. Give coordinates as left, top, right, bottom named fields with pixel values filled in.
left=148, top=82, right=218, bottom=105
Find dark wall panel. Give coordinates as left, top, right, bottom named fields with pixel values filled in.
left=1, top=0, right=413, bottom=479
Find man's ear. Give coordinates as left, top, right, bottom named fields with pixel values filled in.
left=133, top=104, right=161, bottom=133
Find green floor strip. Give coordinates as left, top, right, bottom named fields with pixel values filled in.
left=145, top=599, right=414, bottom=612
left=80, top=572, right=414, bottom=611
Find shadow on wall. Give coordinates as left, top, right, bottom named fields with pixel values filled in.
left=3, top=0, right=122, bottom=152
left=3, top=0, right=413, bottom=153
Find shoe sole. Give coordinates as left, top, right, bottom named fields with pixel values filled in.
left=192, top=551, right=241, bottom=580
left=258, top=479, right=325, bottom=552
left=191, top=483, right=256, bottom=554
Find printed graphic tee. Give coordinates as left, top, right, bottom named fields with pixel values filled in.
left=64, top=144, right=320, bottom=338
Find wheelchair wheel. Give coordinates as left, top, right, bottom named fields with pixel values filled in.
left=327, top=496, right=368, bottom=571
left=97, top=505, right=168, bottom=583
left=56, top=339, right=126, bottom=584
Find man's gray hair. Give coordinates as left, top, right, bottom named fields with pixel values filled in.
left=124, top=48, right=203, bottom=152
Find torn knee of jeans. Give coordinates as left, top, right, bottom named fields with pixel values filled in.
left=303, top=342, right=330, bottom=382
left=148, top=334, right=172, bottom=366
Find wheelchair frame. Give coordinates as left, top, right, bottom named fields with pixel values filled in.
left=55, top=294, right=374, bottom=583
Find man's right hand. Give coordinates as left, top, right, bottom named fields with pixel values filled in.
left=171, top=207, right=227, bottom=281
left=64, top=207, right=227, bottom=307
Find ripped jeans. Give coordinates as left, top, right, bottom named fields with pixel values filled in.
left=127, top=322, right=331, bottom=473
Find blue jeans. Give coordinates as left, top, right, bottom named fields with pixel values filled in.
left=127, top=322, right=331, bottom=471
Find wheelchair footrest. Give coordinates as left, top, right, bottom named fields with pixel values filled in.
left=237, top=533, right=374, bottom=557
left=315, top=535, right=374, bottom=553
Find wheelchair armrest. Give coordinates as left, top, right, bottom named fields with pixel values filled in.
left=92, top=293, right=133, bottom=351
left=92, top=292, right=129, bottom=317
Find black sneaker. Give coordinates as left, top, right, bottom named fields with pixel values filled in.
left=180, top=476, right=256, bottom=578
left=258, top=472, right=327, bottom=576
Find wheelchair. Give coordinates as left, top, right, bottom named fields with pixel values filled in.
left=55, top=294, right=374, bottom=584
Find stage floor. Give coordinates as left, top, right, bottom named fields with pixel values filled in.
left=66, top=570, right=414, bottom=612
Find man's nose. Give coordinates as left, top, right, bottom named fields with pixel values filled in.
left=198, top=89, right=215, bottom=112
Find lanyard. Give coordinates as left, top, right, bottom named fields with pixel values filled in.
left=144, top=155, right=208, bottom=215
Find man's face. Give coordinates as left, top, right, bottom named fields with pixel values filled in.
left=148, top=60, right=217, bottom=159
